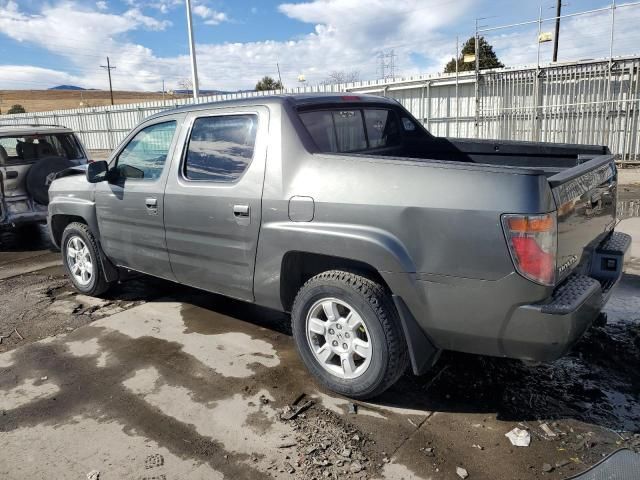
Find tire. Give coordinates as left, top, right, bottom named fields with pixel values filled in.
left=26, top=156, right=75, bottom=205
left=61, top=222, right=111, bottom=296
left=291, top=270, right=409, bottom=399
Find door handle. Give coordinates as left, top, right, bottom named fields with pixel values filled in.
left=233, top=204, right=250, bottom=217
left=145, top=198, right=158, bottom=215
left=5, top=171, right=18, bottom=180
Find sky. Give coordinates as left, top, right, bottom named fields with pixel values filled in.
left=0, top=0, right=638, bottom=92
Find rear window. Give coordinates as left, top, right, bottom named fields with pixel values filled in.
left=0, top=133, right=83, bottom=165
left=299, top=108, right=400, bottom=153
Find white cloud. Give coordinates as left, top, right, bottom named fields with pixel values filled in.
left=96, top=1, right=108, bottom=10
left=192, top=4, right=228, bottom=25
left=128, top=0, right=182, bottom=14
left=478, top=3, right=640, bottom=69
left=0, top=0, right=471, bottom=92
left=6, top=0, right=633, bottom=95
left=0, top=65, right=82, bottom=90
left=123, top=7, right=172, bottom=30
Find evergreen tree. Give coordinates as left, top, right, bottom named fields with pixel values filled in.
left=444, top=36, right=504, bottom=73
left=255, top=76, right=283, bottom=91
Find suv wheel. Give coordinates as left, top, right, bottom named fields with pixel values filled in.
left=291, top=270, right=408, bottom=399
left=61, top=222, right=111, bottom=296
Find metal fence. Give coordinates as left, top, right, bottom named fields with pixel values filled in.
left=2, top=56, right=640, bottom=163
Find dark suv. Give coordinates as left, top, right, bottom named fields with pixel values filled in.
left=0, top=125, right=88, bottom=228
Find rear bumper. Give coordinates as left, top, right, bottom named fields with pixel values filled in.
left=0, top=195, right=47, bottom=227
left=500, top=231, right=631, bottom=361
left=385, top=231, right=631, bottom=370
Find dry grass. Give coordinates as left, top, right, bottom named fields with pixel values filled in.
left=0, top=90, right=190, bottom=114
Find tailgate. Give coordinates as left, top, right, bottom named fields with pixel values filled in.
left=549, top=155, right=617, bottom=283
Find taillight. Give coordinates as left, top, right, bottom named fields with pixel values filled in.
left=502, top=213, right=557, bottom=286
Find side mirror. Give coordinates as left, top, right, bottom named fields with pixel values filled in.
left=86, top=160, right=109, bottom=183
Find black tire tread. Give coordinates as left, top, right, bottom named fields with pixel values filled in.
left=292, top=270, right=409, bottom=399
left=62, top=222, right=111, bottom=296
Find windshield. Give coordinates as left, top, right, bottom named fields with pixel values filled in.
left=0, top=133, right=84, bottom=165
left=299, top=108, right=401, bottom=153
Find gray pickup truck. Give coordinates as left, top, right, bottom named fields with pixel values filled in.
left=48, top=94, right=631, bottom=399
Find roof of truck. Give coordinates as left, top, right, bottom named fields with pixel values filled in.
left=0, top=124, right=74, bottom=137
left=145, top=93, right=398, bottom=121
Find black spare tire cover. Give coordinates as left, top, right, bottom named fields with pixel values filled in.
left=26, top=156, right=75, bottom=205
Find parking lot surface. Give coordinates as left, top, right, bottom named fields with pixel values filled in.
left=0, top=188, right=639, bottom=480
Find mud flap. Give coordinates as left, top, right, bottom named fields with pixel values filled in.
left=566, top=448, right=640, bottom=479
left=392, top=295, right=440, bottom=375
left=97, top=242, right=119, bottom=283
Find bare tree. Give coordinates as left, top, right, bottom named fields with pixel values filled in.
left=320, top=70, right=360, bottom=86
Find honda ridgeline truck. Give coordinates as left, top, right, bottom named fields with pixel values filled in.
left=47, top=94, right=631, bottom=399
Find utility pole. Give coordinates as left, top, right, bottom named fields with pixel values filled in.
left=100, top=57, right=116, bottom=105
left=455, top=35, right=459, bottom=137
left=276, top=63, right=283, bottom=90
left=474, top=19, right=480, bottom=138
left=552, top=0, right=562, bottom=62
left=185, top=0, right=200, bottom=100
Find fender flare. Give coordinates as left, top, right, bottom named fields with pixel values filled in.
left=48, top=198, right=119, bottom=282
left=253, top=220, right=423, bottom=309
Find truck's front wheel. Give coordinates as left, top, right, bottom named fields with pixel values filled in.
left=61, top=222, right=111, bottom=296
left=291, top=270, right=408, bottom=399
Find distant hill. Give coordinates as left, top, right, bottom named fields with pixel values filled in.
left=49, top=85, right=86, bottom=91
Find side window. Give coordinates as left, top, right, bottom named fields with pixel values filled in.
left=299, top=108, right=401, bottom=153
left=117, top=121, right=177, bottom=181
left=332, top=110, right=367, bottom=152
left=298, top=111, right=337, bottom=152
left=184, top=114, right=258, bottom=182
left=364, top=109, right=400, bottom=148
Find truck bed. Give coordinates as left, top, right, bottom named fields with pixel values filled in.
left=371, top=136, right=608, bottom=172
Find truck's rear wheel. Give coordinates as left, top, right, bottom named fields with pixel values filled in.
left=61, top=222, right=111, bottom=296
left=291, top=270, right=408, bottom=399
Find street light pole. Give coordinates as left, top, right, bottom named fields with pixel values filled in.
left=552, top=0, right=562, bottom=62
left=185, top=0, right=200, bottom=101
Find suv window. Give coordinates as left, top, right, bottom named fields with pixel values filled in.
left=116, top=121, right=177, bottom=181
left=299, top=108, right=400, bottom=153
left=184, top=114, right=258, bottom=182
left=0, top=133, right=83, bottom=165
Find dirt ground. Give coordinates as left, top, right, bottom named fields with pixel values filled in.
left=0, top=89, right=190, bottom=114
left=0, top=191, right=639, bottom=479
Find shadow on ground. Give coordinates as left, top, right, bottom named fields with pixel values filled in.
left=0, top=223, right=53, bottom=252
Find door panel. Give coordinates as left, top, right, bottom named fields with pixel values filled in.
left=95, top=119, right=179, bottom=279
left=164, top=108, right=268, bottom=301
